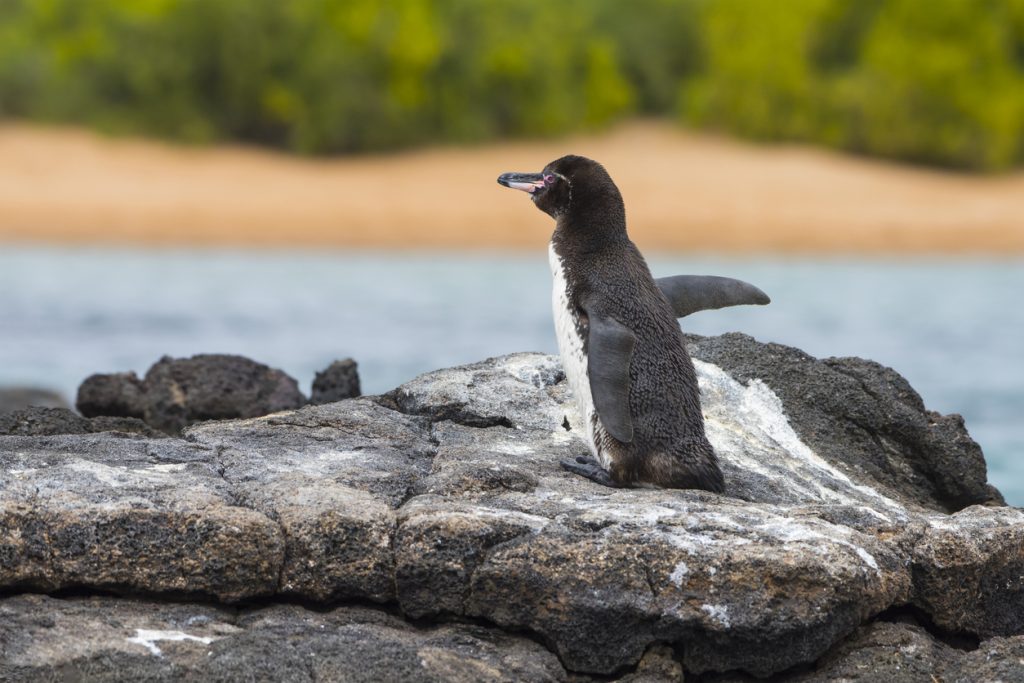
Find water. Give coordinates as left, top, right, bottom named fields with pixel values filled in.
left=1, top=245, right=1021, bottom=505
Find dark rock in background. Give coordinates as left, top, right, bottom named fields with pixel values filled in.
left=1, top=336, right=1020, bottom=680
left=143, top=354, right=306, bottom=433
left=76, top=371, right=146, bottom=419
left=0, top=387, right=69, bottom=414
left=311, top=357, right=361, bottom=403
left=76, top=354, right=307, bottom=434
left=0, top=405, right=161, bottom=437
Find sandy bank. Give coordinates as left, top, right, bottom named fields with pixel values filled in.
left=2, top=121, right=1023, bottom=253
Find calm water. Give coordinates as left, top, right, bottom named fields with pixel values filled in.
left=1, top=246, right=1021, bottom=506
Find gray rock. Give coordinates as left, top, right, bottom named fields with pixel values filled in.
left=0, top=387, right=69, bottom=414
left=0, top=432, right=283, bottom=601
left=311, top=357, right=361, bottom=403
left=0, top=594, right=566, bottom=683
left=378, top=352, right=570, bottom=430
left=0, top=336, right=1018, bottom=678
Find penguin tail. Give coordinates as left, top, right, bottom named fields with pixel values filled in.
left=668, top=439, right=725, bottom=493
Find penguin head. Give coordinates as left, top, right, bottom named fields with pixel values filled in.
left=498, top=155, right=621, bottom=220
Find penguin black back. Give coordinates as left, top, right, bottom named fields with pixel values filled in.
left=499, top=155, right=725, bottom=492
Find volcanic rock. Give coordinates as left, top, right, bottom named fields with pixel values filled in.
left=1, top=335, right=1019, bottom=679
left=311, top=358, right=361, bottom=403
left=76, top=354, right=307, bottom=434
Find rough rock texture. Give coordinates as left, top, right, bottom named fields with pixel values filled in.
left=710, top=620, right=1024, bottom=683
left=0, top=387, right=69, bottom=414
left=0, top=594, right=564, bottom=683
left=686, top=333, right=1001, bottom=512
left=0, top=406, right=163, bottom=437
left=311, top=357, right=362, bottom=403
left=76, top=354, right=307, bottom=434
left=2, top=335, right=1020, bottom=679
left=76, top=371, right=147, bottom=419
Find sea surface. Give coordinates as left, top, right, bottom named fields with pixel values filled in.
left=2, top=245, right=1021, bottom=506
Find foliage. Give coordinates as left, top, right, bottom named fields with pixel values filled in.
left=683, top=0, right=1024, bottom=170
left=1, top=0, right=1023, bottom=169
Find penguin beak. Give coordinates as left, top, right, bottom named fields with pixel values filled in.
left=498, top=172, right=545, bottom=194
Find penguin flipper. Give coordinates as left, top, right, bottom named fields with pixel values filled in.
left=585, top=311, right=636, bottom=444
left=655, top=275, right=770, bottom=318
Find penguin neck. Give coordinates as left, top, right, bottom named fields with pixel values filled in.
left=551, top=199, right=629, bottom=258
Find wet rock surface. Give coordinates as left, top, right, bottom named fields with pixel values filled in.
left=76, top=354, right=307, bottom=434
left=2, top=335, right=1020, bottom=680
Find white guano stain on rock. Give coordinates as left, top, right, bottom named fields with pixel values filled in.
left=126, top=629, right=217, bottom=657
left=855, top=547, right=880, bottom=571
left=753, top=518, right=881, bottom=574
left=695, top=359, right=906, bottom=517
left=669, top=562, right=689, bottom=587
left=701, top=604, right=731, bottom=628
left=491, top=442, right=536, bottom=456
left=68, top=461, right=189, bottom=488
left=148, top=463, right=187, bottom=473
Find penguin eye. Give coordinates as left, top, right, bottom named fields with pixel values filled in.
left=543, top=174, right=556, bottom=185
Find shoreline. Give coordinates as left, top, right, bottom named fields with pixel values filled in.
left=3, top=120, right=1024, bottom=253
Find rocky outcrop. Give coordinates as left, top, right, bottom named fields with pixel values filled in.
left=75, top=371, right=147, bottom=419
left=686, top=334, right=1000, bottom=512
left=1, top=335, right=1019, bottom=680
left=76, top=354, right=307, bottom=434
left=311, top=358, right=361, bottom=403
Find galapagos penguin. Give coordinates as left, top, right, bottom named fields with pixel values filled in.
left=497, top=155, right=769, bottom=491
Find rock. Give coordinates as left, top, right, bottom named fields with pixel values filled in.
left=0, top=594, right=566, bottom=683
left=311, top=358, right=362, bottom=403
left=75, top=354, right=307, bottom=434
left=0, top=406, right=163, bottom=437
left=0, top=387, right=69, bottom=414
left=0, top=406, right=91, bottom=435
left=0, top=336, right=1019, bottom=678
left=143, top=354, right=307, bottom=433
left=615, top=645, right=685, bottom=682
left=76, top=371, right=146, bottom=418
left=686, top=333, right=1001, bottom=512
left=378, top=352, right=569, bottom=430
left=911, top=505, right=1024, bottom=637
left=780, top=620, right=1024, bottom=683
left=0, top=432, right=284, bottom=601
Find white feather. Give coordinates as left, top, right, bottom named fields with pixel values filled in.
left=548, top=243, right=611, bottom=468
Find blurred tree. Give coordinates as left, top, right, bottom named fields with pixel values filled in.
left=1, top=0, right=1022, bottom=169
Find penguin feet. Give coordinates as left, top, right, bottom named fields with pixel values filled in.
left=561, top=456, right=620, bottom=488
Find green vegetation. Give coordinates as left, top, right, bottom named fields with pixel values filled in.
left=1, top=0, right=1023, bottom=169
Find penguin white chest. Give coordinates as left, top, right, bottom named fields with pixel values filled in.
left=548, top=243, right=608, bottom=467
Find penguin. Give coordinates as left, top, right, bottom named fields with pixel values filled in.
left=497, top=155, right=769, bottom=491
